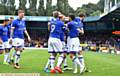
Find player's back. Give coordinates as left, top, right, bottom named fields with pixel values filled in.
left=75, top=17, right=83, bottom=28
left=67, top=20, right=79, bottom=38
left=49, top=18, right=64, bottom=39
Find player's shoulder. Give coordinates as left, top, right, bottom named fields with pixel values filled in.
left=0, top=24, right=3, bottom=29
left=0, top=24, right=2, bottom=26
left=49, top=17, right=56, bottom=22
left=7, top=23, right=11, bottom=26
left=68, top=21, right=74, bottom=24
left=67, top=21, right=71, bottom=25
left=59, top=20, right=64, bottom=24
left=0, top=24, right=3, bottom=26
left=22, top=19, right=26, bottom=22
left=75, top=17, right=81, bottom=22
left=12, top=19, right=18, bottom=23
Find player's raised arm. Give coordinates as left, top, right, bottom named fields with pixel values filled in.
left=78, top=13, right=85, bottom=35
left=48, top=22, right=51, bottom=31
left=77, top=20, right=84, bottom=34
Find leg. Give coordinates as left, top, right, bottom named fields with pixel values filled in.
left=10, top=51, right=16, bottom=63
left=78, top=50, right=85, bottom=67
left=0, top=50, right=3, bottom=54
left=44, top=53, right=57, bottom=73
left=49, top=53, right=57, bottom=73
left=3, top=48, right=10, bottom=65
left=70, top=52, right=84, bottom=74
left=14, top=47, right=22, bottom=69
left=55, top=53, right=64, bottom=73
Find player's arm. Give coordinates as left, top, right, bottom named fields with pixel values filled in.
left=0, top=37, right=3, bottom=54
left=77, top=28, right=84, bottom=35
left=62, top=23, right=67, bottom=31
left=48, top=22, right=51, bottom=31
left=10, top=26, right=14, bottom=39
left=24, top=29, right=31, bottom=42
left=9, top=26, right=15, bottom=44
left=9, top=22, right=16, bottom=44
left=66, top=22, right=71, bottom=32
left=0, top=37, right=3, bottom=44
left=0, top=27, right=3, bottom=44
left=10, top=20, right=16, bottom=39
left=77, top=21, right=84, bottom=35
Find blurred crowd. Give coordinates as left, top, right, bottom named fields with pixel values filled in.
left=79, top=33, right=120, bottom=53
left=24, top=35, right=120, bottom=47
left=24, top=37, right=48, bottom=48
left=24, top=33, right=120, bottom=54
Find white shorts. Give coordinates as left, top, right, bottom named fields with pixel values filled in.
left=0, top=41, right=11, bottom=50
left=48, top=37, right=63, bottom=53
left=13, top=38, right=24, bottom=48
left=69, top=37, right=80, bottom=53
left=67, top=36, right=71, bottom=52
left=62, top=41, right=67, bottom=52
left=8, top=39, right=12, bottom=48
left=79, top=46, right=82, bottom=51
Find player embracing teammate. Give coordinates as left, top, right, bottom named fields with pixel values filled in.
left=67, top=14, right=85, bottom=74
left=45, top=11, right=90, bottom=74
left=46, top=11, right=65, bottom=73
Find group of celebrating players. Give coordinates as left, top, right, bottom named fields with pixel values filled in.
left=0, top=9, right=90, bottom=74
left=0, top=9, right=31, bottom=69
left=45, top=11, right=90, bottom=74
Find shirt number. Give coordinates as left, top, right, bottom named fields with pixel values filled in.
left=51, top=24, right=55, bottom=32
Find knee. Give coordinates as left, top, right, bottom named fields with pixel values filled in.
left=15, top=48, right=18, bottom=51
left=0, top=50, right=3, bottom=54
left=70, top=54, right=73, bottom=59
left=5, top=49, right=10, bottom=53
left=64, top=54, right=66, bottom=58
left=78, top=51, right=82, bottom=55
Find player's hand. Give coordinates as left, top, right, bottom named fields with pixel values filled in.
left=77, top=28, right=84, bottom=34
left=28, top=36, right=31, bottom=42
left=0, top=39, right=3, bottom=44
left=9, top=39, right=12, bottom=44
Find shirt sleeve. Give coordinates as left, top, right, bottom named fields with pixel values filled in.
left=24, top=21, right=27, bottom=31
left=0, top=26, right=2, bottom=38
left=67, top=22, right=71, bottom=29
left=77, top=20, right=84, bottom=30
left=11, top=20, right=16, bottom=28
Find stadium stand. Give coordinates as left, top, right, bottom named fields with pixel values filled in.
left=0, top=4, right=120, bottom=54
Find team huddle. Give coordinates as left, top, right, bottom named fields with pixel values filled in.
left=45, top=11, right=90, bottom=74
left=0, top=10, right=31, bottom=69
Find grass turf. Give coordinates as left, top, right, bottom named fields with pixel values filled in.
left=0, top=49, right=120, bottom=76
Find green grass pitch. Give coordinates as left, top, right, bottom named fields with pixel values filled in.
left=0, top=49, right=120, bottom=76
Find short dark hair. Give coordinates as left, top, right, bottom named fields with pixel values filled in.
left=79, top=13, right=86, bottom=17
left=10, top=17, right=14, bottom=19
left=69, top=14, right=75, bottom=20
left=4, top=19, right=9, bottom=21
